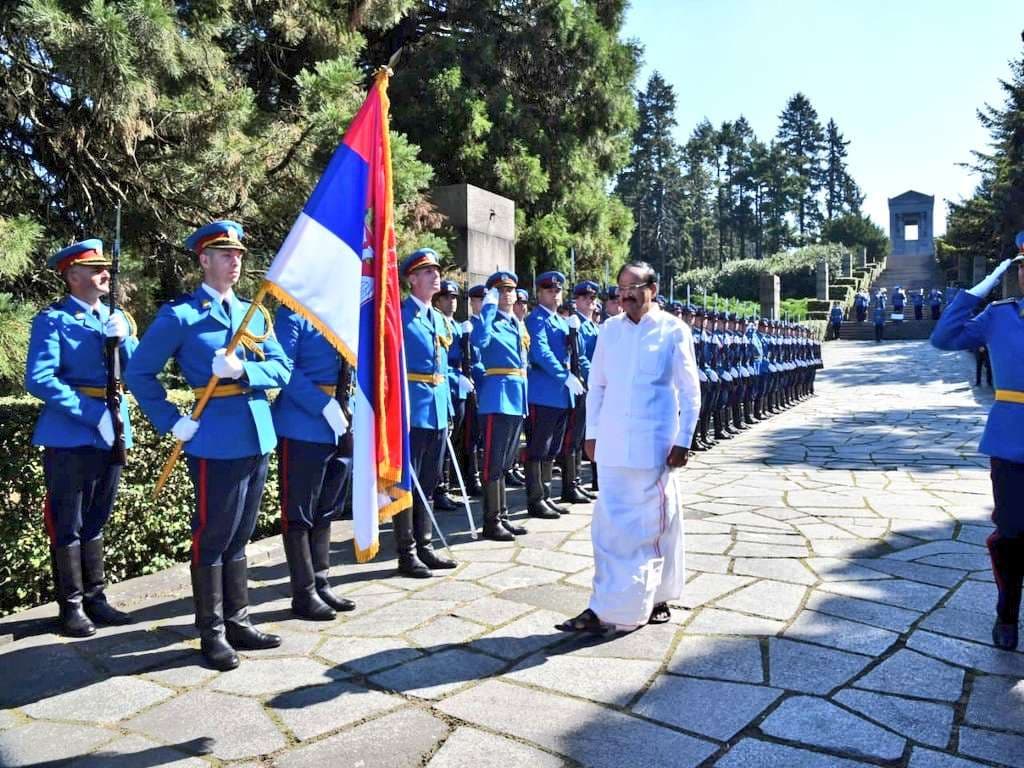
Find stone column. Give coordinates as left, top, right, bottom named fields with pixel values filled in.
left=957, top=254, right=972, bottom=286
left=973, top=255, right=988, bottom=287
left=431, top=183, right=516, bottom=291
left=857, top=247, right=867, bottom=270
left=841, top=251, right=852, bottom=277
left=759, top=273, right=780, bottom=320
left=816, top=260, right=829, bottom=301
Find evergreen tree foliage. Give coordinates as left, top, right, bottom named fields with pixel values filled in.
left=943, top=43, right=1024, bottom=267
left=365, top=0, right=640, bottom=279
left=824, top=119, right=863, bottom=220
left=776, top=92, right=826, bottom=241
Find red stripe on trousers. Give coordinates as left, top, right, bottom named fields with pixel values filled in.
left=43, top=491, right=55, bottom=545
left=192, top=459, right=208, bottom=565
left=279, top=438, right=290, bottom=533
left=482, top=415, right=494, bottom=483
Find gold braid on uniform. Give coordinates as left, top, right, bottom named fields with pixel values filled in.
left=438, top=326, right=453, bottom=349
left=238, top=302, right=273, bottom=360
left=122, top=309, right=138, bottom=339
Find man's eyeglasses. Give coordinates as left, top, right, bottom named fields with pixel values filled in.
left=617, top=281, right=653, bottom=293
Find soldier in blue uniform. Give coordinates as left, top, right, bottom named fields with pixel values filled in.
left=602, top=285, right=622, bottom=321
left=458, top=284, right=487, bottom=498
left=125, top=221, right=288, bottom=670
left=928, top=287, right=943, bottom=320
left=26, top=239, right=137, bottom=637
left=828, top=303, right=843, bottom=340
left=873, top=299, right=886, bottom=343
left=913, top=290, right=929, bottom=321
left=271, top=307, right=356, bottom=621
left=525, top=271, right=585, bottom=518
left=559, top=281, right=600, bottom=503
left=931, top=240, right=1024, bottom=650
left=471, top=271, right=530, bottom=540
left=432, top=280, right=474, bottom=510
left=692, top=308, right=719, bottom=448
left=397, top=249, right=458, bottom=577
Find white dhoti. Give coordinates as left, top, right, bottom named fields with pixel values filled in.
left=588, top=464, right=685, bottom=629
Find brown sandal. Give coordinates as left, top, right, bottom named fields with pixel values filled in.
left=556, top=609, right=612, bottom=634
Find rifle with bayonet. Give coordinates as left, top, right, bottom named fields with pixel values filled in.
left=105, top=203, right=127, bottom=466
left=333, top=358, right=354, bottom=461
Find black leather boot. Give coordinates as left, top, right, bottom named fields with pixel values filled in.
left=394, top=509, right=431, bottom=578
left=223, top=557, right=282, bottom=650
left=992, top=619, right=1019, bottom=650
left=559, top=455, right=590, bottom=504
left=432, top=484, right=460, bottom=511
left=713, top=408, right=730, bottom=440
left=311, top=524, right=355, bottom=612
left=733, top=403, right=749, bottom=430
left=504, top=469, right=525, bottom=488
left=542, top=461, right=570, bottom=514
left=415, top=504, right=457, bottom=570
left=191, top=564, right=238, bottom=670
left=81, top=536, right=132, bottom=626
left=283, top=528, right=335, bottom=621
left=53, top=545, right=95, bottom=638
left=526, top=460, right=558, bottom=519
left=498, top=477, right=527, bottom=536
left=464, top=449, right=483, bottom=497
left=590, top=461, right=599, bottom=492
left=482, top=481, right=514, bottom=541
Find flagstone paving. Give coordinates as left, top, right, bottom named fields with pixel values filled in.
left=1, top=340, right=1022, bottom=767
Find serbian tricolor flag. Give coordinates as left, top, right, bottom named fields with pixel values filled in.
left=264, top=69, right=412, bottom=562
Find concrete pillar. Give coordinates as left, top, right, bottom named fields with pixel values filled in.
left=857, top=247, right=867, bottom=270
left=816, top=260, right=829, bottom=301
left=759, top=273, right=780, bottom=320
left=431, top=183, right=515, bottom=292
left=841, top=251, right=852, bottom=277
left=957, top=254, right=972, bottom=286
left=973, top=255, right=988, bottom=287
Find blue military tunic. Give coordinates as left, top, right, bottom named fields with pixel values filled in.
left=442, top=314, right=465, bottom=405
left=472, top=303, right=528, bottom=416
left=401, top=295, right=453, bottom=430
left=573, top=310, right=599, bottom=383
left=932, top=292, right=1024, bottom=462
left=526, top=305, right=575, bottom=409
left=271, top=307, right=340, bottom=446
left=27, top=297, right=137, bottom=449
left=124, top=286, right=290, bottom=458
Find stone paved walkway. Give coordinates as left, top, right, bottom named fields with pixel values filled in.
left=2, top=340, right=1023, bottom=767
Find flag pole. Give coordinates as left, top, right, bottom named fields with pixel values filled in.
left=152, top=283, right=270, bottom=499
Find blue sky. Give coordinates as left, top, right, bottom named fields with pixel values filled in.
left=622, top=1, right=1022, bottom=236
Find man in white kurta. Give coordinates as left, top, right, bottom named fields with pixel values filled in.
left=573, top=261, right=701, bottom=632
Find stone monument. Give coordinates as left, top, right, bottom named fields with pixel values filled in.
left=816, top=260, right=829, bottom=301
left=431, top=184, right=515, bottom=290
left=760, top=273, right=780, bottom=320
left=888, top=191, right=935, bottom=257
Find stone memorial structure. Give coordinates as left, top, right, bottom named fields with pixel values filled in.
left=816, top=260, right=829, bottom=301
left=760, top=273, right=780, bottom=320
left=888, top=191, right=935, bottom=257
left=431, top=184, right=516, bottom=291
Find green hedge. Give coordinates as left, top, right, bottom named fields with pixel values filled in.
left=0, top=394, right=282, bottom=617
left=677, top=244, right=853, bottom=301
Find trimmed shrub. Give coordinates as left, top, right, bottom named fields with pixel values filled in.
left=0, top=394, right=282, bottom=616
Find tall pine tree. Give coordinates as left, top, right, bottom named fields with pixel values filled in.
left=776, top=93, right=826, bottom=242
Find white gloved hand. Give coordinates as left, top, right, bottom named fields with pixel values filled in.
left=483, top=287, right=500, bottom=306
left=564, top=373, right=585, bottom=396
left=322, top=398, right=348, bottom=438
left=172, top=416, right=200, bottom=442
left=567, top=314, right=581, bottom=330
left=97, top=410, right=115, bottom=446
left=212, top=348, right=244, bottom=379
left=461, top=320, right=473, bottom=334
left=968, top=257, right=1018, bottom=297
left=104, top=314, right=128, bottom=340
left=457, top=374, right=474, bottom=397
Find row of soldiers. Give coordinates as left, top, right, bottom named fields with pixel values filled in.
left=24, top=222, right=604, bottom=673
left=677, top=307, right=823, bottom=451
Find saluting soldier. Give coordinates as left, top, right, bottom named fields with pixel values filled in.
left=397, top=249, right=458, bottom=578
left=931, top=242, right=1024, bottom=650
left=26, top=239, right=136, bottom=637
left=125, top=221, right=288, bottom=670
left=559, top=280, right=600, bottom=503
left=525, top=271, right=585, bottom=518
left=471, top=271, right=530, bottom=541
left=271, top=305, right=356, bottom=621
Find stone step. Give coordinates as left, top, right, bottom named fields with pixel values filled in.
left=837, top=319, right=936, bottom=341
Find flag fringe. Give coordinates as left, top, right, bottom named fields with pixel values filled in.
left=353, top=538, right=379, bottom=564
left=264, top=281, right=357, bottom=366
left=377, top=487, right=411, bottom=523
